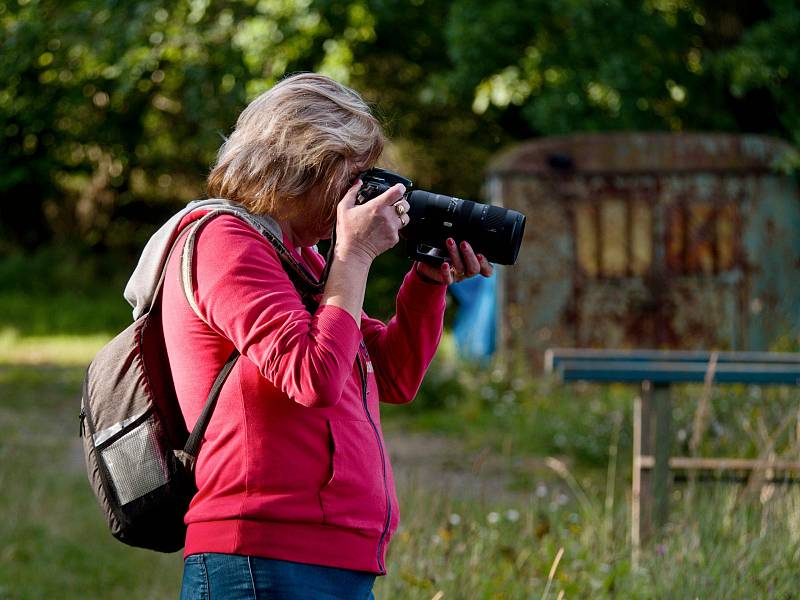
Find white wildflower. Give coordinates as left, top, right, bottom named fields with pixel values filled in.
left=505, top=509, right=520, bottom=522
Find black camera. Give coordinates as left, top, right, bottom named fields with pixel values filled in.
left=356, top=168, right=526, bottom=266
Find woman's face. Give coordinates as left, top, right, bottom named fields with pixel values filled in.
left=286, top=165, right=366, bottom=246
left=285, top=206, right=330, bottom=247
left=286, top=189, right=337, bottom=246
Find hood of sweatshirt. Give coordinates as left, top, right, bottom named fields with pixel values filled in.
left=123, top=199, right=282, bottom=320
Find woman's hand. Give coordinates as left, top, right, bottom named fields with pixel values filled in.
left=322, top=179, right=412, bottom=326
left=416, top=238, right=494, bottom=285
left=334, top=179, right=411, bottom=264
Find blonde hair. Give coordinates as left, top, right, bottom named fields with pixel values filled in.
left=207, top=73, right=384, bottom=223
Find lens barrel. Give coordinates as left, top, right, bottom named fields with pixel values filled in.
left=404, top=190, right=525, bottom=265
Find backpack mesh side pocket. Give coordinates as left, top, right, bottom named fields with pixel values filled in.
left=96, top=411, right=170, bottom=506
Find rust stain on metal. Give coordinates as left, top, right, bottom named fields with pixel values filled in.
left=488, top=133, right=800, bottom=366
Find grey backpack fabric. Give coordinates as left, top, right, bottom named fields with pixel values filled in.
left=79, top=206, right=324, bottom=552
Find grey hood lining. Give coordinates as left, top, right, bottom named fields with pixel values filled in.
left=123, top=199, right=282, bottom=320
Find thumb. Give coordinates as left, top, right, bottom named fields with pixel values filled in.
left=339, top=179, right=363, bottom=211
left=373, top=183, right=406, bottom=208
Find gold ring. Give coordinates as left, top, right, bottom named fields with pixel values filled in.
left=395, top=203, right=406, bottom=217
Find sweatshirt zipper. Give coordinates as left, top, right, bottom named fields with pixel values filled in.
left=357, top=341, right=391, bottom=575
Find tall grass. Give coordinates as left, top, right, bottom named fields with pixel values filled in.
left=375, top=461, right=800, bottom=599
left=2, top=330, right=800, bottom=597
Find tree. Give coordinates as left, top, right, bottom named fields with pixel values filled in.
left=2, top=0, right=797, bottom=257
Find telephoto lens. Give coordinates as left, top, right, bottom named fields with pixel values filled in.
left=357, top=168, right=526, bottom=266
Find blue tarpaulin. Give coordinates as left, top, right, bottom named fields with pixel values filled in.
left=449, top=270, right=498, bottom=361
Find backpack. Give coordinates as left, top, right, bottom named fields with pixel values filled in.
left=79, top=207, right=323, bottom=552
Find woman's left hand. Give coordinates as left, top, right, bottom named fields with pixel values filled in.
left=415, top=238, right=494, bottom=285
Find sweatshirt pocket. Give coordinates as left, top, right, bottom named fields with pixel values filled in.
left=319, top=418, right=386, bottom=532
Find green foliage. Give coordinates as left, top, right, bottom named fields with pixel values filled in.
left=0, top=0, right=342, bottom=250
left=446, top=0, right=710, bottom=132
left=715, top=0, right=800, bottom=145
left=2, top=0, right=799, bottom=313
left=440, top=0, right=800, bottom=145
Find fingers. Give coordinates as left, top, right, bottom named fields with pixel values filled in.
left=445, top=238, right=465, bottom=276
left=392, top=198, right=410, bottom=215
left=393, top=198, right=411, bottom=229
left=440, top=261, right=455, bottom=285
left=445, top=238, right=494, bottom=281
left=459, top=240, right=481, bottom=276
left=477, top=253, right=494, bottom=277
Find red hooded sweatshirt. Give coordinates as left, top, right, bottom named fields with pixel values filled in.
left=160, top=213, right=446, bottom=574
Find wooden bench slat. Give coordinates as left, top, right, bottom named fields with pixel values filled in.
left=638, top=456, right=800, bottom=471
left=555, top=360, right=800, bottom=385
left=545, top=348, right=800, bottom=372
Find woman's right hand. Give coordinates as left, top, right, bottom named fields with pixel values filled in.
left=333, top=180, right=410, bottom=264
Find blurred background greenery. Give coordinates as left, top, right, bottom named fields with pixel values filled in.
left=2, top=1, right=800, bottom=598
left=2, top=0, right=800, bottom=320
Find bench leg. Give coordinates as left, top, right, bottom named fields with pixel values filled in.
left=652, top=383, right=672, bottom=531
left=632, top=381, right=672, bottom=555
left=632, top=383, right=651, bottom=552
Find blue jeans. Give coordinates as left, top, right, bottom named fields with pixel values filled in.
left=180, top=553, right=377, bottom=599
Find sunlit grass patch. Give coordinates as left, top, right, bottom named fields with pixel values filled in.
left=0, top=290, right=130, bottom=337
left=0, top=328, right=109, bottom=366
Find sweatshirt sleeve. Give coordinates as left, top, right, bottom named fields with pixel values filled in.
left=360, top=265, right=447, bottom=404
left=191, top=216, right=361, bottom=408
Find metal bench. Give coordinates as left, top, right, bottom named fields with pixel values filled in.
left=544, top=348, right=800, bottom=550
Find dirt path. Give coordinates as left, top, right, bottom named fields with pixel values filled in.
left=384, top=430, right=546, bottom=504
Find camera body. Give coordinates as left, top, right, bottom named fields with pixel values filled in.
left=356, top=169, right=413, bottom=207
left=356, top=168, right=526, bottom=266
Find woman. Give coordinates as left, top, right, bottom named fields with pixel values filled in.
left=162, top=73, right=493, bottom=599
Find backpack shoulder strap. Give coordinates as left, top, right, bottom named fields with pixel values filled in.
left=146, top=218, right=202, bottom=318
left=179, top=207, right=325, bottom=322
left=177, top=346, right=240, bottom=468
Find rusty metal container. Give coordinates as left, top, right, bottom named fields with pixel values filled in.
left=486, top=132, right=800, bottom=364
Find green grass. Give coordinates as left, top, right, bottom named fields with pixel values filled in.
left=375, top=474, right=800, bottom=598
left=0, top=290, right=130, bottom=337
left=2, top=311, right=800, bottom=597
left=0, top=343, right=182, bottom=599
left=387, top=337, right=800, bottom=473
left=0, top=245, right=133, bottom=337
left=0, top=329, right=112, bottom=366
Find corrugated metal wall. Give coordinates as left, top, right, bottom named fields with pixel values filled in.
left=487, top=133, right=800, bottom=366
